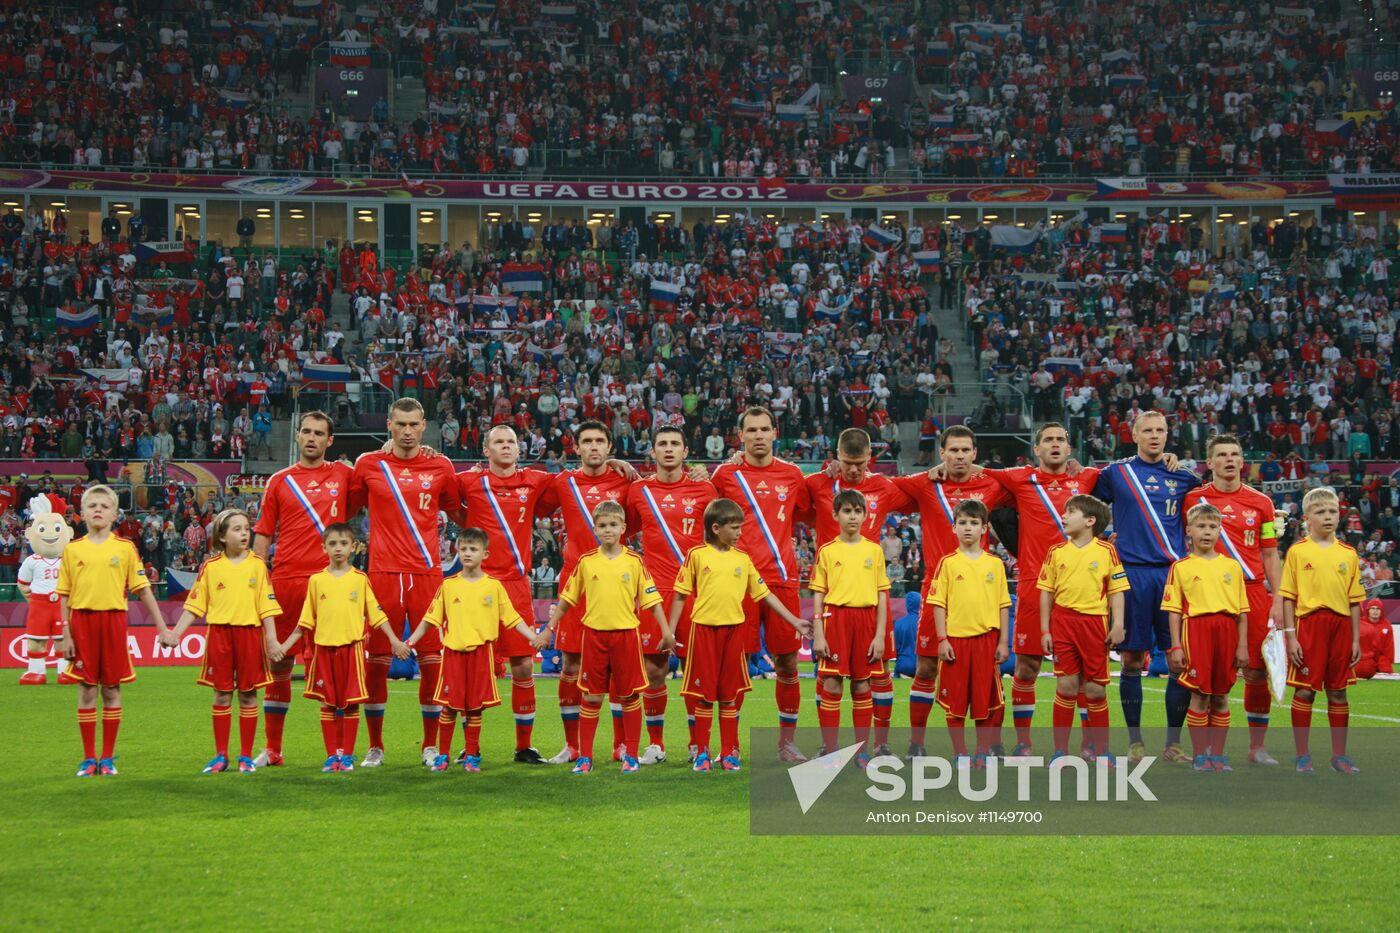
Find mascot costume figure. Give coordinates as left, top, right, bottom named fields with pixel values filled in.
left=17, top=495, right=76, bottom=684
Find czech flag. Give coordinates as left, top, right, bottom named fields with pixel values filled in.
left=134, top=240, right=195, bottom=264
left=650, top=279, right=681, bottom=310
left=912, top=250, right=942, bottom=272
left=501, top=262, right=544, bottom=295
left=302, top=361, right=354, bottom=384
left=1099, top=223, right=1128, bottom=244
left=862, top=225, right=902, bottom=252
left=56, top=305, right=100, bottom=335
left=165, top=569, right=198, bottom=600
left=1094, top=176, right=1148, bottom=198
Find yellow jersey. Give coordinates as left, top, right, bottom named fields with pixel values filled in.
left=559, top=548, right=662, bottom=631
left=928, top=550, right=1011, bottom=637
left=673, top=544, right=771, bottom=627
left=1278, top=537, right=1364, bottom=618
left=1160, top=553, right=1248, bottom=617
left=809, top=538, right=890, bottom=608
left=422, top=574, right=523, bottom=651
left=1037, top=538, right=1129, bottom=617
left=57, top=534, right=149, bottom=611
left=298, top=568, right=389, bottom=646
left=184, top=553, right=281, bottom=627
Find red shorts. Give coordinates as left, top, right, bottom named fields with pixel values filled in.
left=496, top=575, right=538, bottom=659
left=198, top=624, right=274, bottom=693
left=638, top=587, right=688, bottom=656
left=817, top=605, right=880, bottom=680
left=934, top=630, right=1004, bottom=720
left=579, top=627, right=646, bottom=698
left=556, top=566, right=586, bottom=655
left=1243, top=582, right=1274, bottom=669
left=68, top=609, right=134, bottom=687
left=24, top=594, right=63, bottom=639
left=743, top=582, right=801, bottom=655
left=304, top=642, right=369, bottom=708
left=1050, top=605, right=1111, bottom=685
left=1287, top=609, right=1358, bottom=693
left=1012, top=576, right=1046, bottom=657
left=367, top=571, right=442, bottom=655
left=681, top=623, right=751, bottom=703
left=269, top=573, right=310, bottom=645
left=878, top=592, right=895, bottom=662
left=433, top=644, right=502, bottom=712
left=1178, top=612, right=1240, bottom=696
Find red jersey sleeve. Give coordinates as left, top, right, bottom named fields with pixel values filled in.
left=253, top=474, right=281, bottom=537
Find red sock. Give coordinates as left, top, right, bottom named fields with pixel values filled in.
left=100, top=706, right=122, bottom=759
left=462, top=711, right=482, bottom=757
left=418, top=653, right=442, bottom=750
left=578, top=698, right=603, bottom=760
left=78, top=706, right=97, bottom=759
left=559, top=673, right=582, bottom=751
left=621, top=696, right=642, bottom=759
left=1086, top=698, right=1110, bottom=755
left=946, top=715, right=968, bottom=757
left=684, top=694, right=700, bottom=748
left=340, top=706, right=361, bottom=756
left=868, top=670, right=893, bottom=749
left=1186, top=709, right=1211, bottom=757
left=1209, top=708, right=1230, bottom=759
left=437, top=709, right=457, bottom=759
left=238, top=706, right=259, bottom=758
left=852, top=693, right=874, bottom=751
left=694, top=702, right=714, bottom=755
left=1243, top=679, right=1271, bottom=751
left=263, top=672, right=291, bottom=755
left=1327, top=700, right=1349, bottom=758
left=1011, top=676, right=1037, bottom=747
left=512, top=676, right=536, bottom=751
left=719, top=704, right=740, bottom=759
left=365, top=656, right=390, bottom=749
left=1052, top=692, right=1076, bottom=753
left=642, top=686, right=668, bottom=749
left=775, top=673, right=801, bottom=744
left=909, top=676, right=937, bottom=745
left=211, top=704, right=232, bottom=757
left=1291, top=694, right=1313, bottom=757
left=818, top=693, right=841, bottom=752
left=319, top=706, right=338, bottom=756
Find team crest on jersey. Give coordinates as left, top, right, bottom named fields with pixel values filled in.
left=350, top=591, right=358, bottom=601
left=732, top=566, right=743, bottom=577
left=1089, top=560, right=1100, bottom=571
left=621, top=572, right=631, bottom=583
left=248, top=577, right=257, bottom=588
left=986, top=571, right=996, bottom=583
left=1337, top=563, right=1348, bottom=575
left=1165, top=479, right=1179, bottom=491
left=109, top=556, right=120, bottom=568
left=864, top=558, right=874, bottom=569
left=776, top=484, right=789, bottom=501
left=483, top=595, right=494, bottom=606
left=518, top=490, right=529, bottom=501
left=1223, top=572, right=1233, bottom=584
left=326, top=481, right=341, bottom=498
left=419, top=473, right=433, bottom=489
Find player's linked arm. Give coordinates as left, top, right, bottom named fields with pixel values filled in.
left=764, top=592, right=811, bottom=638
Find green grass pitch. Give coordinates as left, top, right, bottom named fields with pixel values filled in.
left=6, top=670, right=1399, bottom=930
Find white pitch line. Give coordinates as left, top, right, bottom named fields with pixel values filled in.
left=1139, top=684, right=1400, bottom=724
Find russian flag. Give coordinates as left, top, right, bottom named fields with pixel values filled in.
left=1099, top=223, right=1128, bottom=244
left=912, top=250, right=942, bottom=272
left=1213, top=284, right=1237, bottom=302
left=729, top=99, right=766, bottom=119
left=927, top=41, right=951, bottom=66
left=930, top=113, right=955, bottom=129
left=218, top=88, right=253, bottom=111
left=862, top=225, right=902, bottom=252
left=469, top=1, right=497, bottom=12
left=650, top=279, right=681, bottom=309
left=57, top=305, right=101, bottom=335
left=303, top=361, right=354, bottom=384
left=210, top=19, right=233, bottom=40
left=541, top=3, right=577, bottom=24
left=775, top=104, right=810, bottom=123
left=1108, top=73, right=1147, bottom=89
left=329, top=42, right=371, bottom=66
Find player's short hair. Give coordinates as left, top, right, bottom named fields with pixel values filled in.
left=1034, top=422, right=1068, bottom=445
left=837, top=428, right=871, bottom=458
left=389, top=397, right=424, bottom=418
left=210, top=508, right=250, bottom=553
left=1302, top=487, right=1339, bottom=513
left=1186, top=502, right=1222, bottom=525
left=487, top=423, right=518, bottom=441
left=739, top=405, right=775, bottom=430
left=954, top=498, right=988, bottom=523
left=832, top=489, right=867, bottom=514
left=653, top=425, right=687, bottom=445
left=1132, top=410, right=1168, bottom=430
left=322, top=522, right=355, bottom=541
left=457, top=527, right=489, bottom=550
left=1065, top=494, right=1110, bottom=531
left=591, top=499, right=625, bottom=523
left=297, top=410, right=335, bottom=435
left=81, top=485, right=118, bottom=508
left=704, top=498, right=744, bottom=543
left=1207, top=433, right=1242, bottom=456
left=940, top=425, right=976, bottom=450
left=574, top=419, right=612, bottom=444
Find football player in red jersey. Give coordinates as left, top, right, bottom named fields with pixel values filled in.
left=347, top=398, right=461, bottom=768
left=251, top=410, right=353, bottom=766
left=625, top=425, right=717, bottom=763
left=710, top=406, right=813, bottom=762
left=804, top=429, right=913, bottom=757
left=1184, top=433, right=1282, bottom=765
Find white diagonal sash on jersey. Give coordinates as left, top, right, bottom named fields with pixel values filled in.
left=1028, top=474, right=1067, bottom=539
left=283, top=475, right=326, bottom=534
left=933, top=483, right=957, bottom=525
left=566, top=476, right=601, bottom=545
left=1122, top=463, right=1181, bottom=561
left=1198, top=494, right=1256, bottom=582
left=481, top=476, right=527, bottom=576
left=641, top=486, right=685, bottom=564
left=377, top=460, right=434, bottom=570
left=733, top=469, right=789, bottom=582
